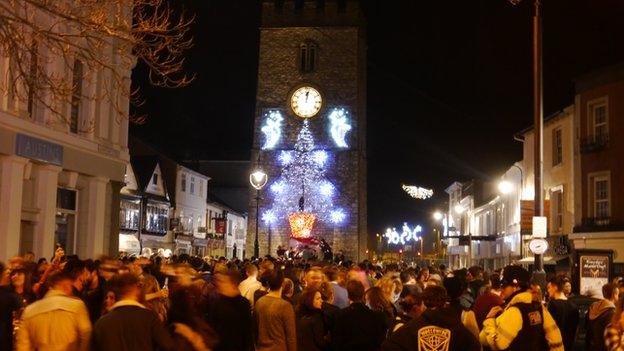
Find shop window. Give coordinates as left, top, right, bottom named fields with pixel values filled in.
left=591, top=102, right=608, bottom=140
left=145, top=202, right=168, bottom=234
left=120, top=199, right=140, bottom=230
left=592, top=175, right=610, bottom=220
left=55, top=188, right=77, bottom=253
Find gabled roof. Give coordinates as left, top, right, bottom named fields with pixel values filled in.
left=130, top=156, right=159, bottom=192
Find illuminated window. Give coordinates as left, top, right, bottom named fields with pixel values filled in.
left=181, top=173, right=186, bottom=192
left=190, top=176, right=195, bottom=195
left=593, top=176, right=609, bottom=219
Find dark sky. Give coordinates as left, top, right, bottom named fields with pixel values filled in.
left=131, top=0, right=624, bottom=242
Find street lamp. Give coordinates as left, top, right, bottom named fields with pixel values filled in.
left=250, top=168, right=268, bottom=258
left=454, top=204, right=465, bottom=215
left=498, top=180, right=514, bottom=195
left=433, top=211, right=443, bottom=221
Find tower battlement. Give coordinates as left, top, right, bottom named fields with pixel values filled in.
left=262, top=0, right=363, bottom=28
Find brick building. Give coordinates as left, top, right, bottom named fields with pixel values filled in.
left=248, top=0, right=367, bottom=260
left=571, top=63, right=624, bottom=270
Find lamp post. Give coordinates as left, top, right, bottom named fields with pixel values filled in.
left=250, top=169, right=268, bottom=258
left=509, top=0, right=545, bottom=285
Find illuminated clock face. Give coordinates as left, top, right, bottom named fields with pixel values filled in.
left=290, top=86, right=322, bottom=118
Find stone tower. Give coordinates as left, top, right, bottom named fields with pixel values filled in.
left=247, top=0, right=366, bottom=261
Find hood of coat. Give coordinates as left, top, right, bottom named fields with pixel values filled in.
left=589, top=299, right=615, bottom=320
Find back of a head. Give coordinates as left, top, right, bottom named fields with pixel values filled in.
left=346, top=279, right=365, bottom=302
left=603, top=282, right=617, bottom=300
left=323, top=266, right=338, bottom=282
left=489, top=273, right=501, bottom=290
left=47, top=270, right=74, bottom=288
left=109, top=272, right=140, bottom=300
left=443, top=276, right=465, bottom=300
left=468, top=266, right=482, bottom=280
left=400, top=270, right=413, bottom=284
left=266, top=269, right=284, bottom=291
left=319, top=281, right=334, bottom=302
left=422, top=285, right=448, bottom=309
left=548, top=275, right=566, bottom=292
left=246, top=263, right=258, bottom=277
left=501, top=265, right=530, bottom=290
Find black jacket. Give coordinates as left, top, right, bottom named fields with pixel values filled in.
left=333, top=302, right=388, bottom=351
left=381, top=307, right=480, bottom=351
left=297, top=310, right=329, bottom=351
left=92, top=304, right=174, bottom=351
left=586, top=299, right=616, bottom=351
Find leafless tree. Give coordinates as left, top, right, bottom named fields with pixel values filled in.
left=0, top=0, right=194, bottom=128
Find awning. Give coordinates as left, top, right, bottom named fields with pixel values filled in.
left=517, top=256, right=568, bottom=265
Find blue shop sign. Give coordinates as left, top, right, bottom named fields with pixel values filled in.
left=15, top=134, right=63, bottom=166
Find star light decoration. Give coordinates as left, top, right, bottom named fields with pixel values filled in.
left=329, top=108, right=352, bottom=148
left=402, top=185, right=434, bottom=200
left=261, top=110, right=284, bottom=150
left=385, top=223, right=423, bottom=245
left=266, top=119, right=347, bottom=230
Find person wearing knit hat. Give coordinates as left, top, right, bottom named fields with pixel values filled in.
left=479, top=265, right=564, bottom=351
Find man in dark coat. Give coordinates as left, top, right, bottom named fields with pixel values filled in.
left=381, top=285, right=480, bottom=351
left=333, top=279, right=387, bottom=351
left=92, top=273, right=174, bottom=351
left=586, top=282, right=618, bottom=351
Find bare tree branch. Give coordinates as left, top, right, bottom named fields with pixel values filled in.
left=0, top=0, right=194, bottom=128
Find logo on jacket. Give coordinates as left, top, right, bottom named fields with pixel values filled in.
left=418, top=326, right=451, bottom=351
left=528, top=311, right=543, bottom=326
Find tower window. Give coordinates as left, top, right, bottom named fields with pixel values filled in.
left=299, top=42, right=318, bottom=73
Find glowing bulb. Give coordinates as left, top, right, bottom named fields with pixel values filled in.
left=312, top=150, right=329, bottom=166
left=454, top=204, right=465, bottom=214
left=433, top=211, right=443, bottom=221
left=498, top=180, right=514, bottom=194
left=270, top=180, right=286, bottom=194
left=319, top=181, right=334, bottom=197
left=329, top=108, right=352, bottom=148
left=330, top=209, right=346, bottom=223
left=279, top=151, right=293, bottom=165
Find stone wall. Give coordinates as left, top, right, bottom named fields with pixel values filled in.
left=247, top=2, right=367, bottom=261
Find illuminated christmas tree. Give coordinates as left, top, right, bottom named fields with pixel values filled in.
left=264, top=119, right=345, bottom=239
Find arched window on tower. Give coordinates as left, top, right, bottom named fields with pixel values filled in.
left=299, top=41, right=318, bottom=73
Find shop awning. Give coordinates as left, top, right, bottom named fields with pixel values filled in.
left=517, top=256, right=568, bottom=265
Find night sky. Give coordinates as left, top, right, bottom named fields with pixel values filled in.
left=131, top=0, right=624, bottom=245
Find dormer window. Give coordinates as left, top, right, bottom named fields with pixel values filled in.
left=299, top=41, right=317, bottom=73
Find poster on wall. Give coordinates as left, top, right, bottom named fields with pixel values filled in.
left=579, top=254, right=610, bottom=297
left=215, top=218, right=226, bottom=236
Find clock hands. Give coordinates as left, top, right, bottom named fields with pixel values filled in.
left=305, top=91, right=309, bottom=103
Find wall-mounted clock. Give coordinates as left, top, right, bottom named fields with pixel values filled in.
left=290, top=86, right=322, bottom=118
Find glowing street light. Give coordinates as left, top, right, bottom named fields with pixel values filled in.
left=498, top=180, right=514, bottom=195
left=433, top=211, right=443, bottom=221
left=454, top=204, right=465, bottom=214
left=250, top=170, right=268, bottom=190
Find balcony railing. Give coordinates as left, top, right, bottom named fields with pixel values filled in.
left=574, top=217, right=624, bottom=232
left=580, top=134, right=609, bottom=153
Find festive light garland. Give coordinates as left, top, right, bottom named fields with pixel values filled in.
left=384, top=223, right=423, bottom=245
left=402, top=185, right=434, bottom=200
left=261, top=110, right=283, bottom=150
left=329, top=108, right=352, bottom=148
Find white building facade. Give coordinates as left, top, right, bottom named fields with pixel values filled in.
left=0, top=6, right=131, bottom=261
left=172, top=166, right=209, bottom=255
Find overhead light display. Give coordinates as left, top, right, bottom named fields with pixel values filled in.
left=329, top=108, right=352, bottom=148
left=402, top=185, right=434, bottom=200
left=289, top=212, right=316, bottom=239
left=261, top=110, right=283, bottom=150
left=385, top=223, right=423, bottom=245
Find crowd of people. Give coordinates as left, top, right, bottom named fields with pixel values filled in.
left=2, top=248, right=624, bottom=350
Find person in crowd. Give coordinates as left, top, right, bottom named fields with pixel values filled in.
left=168, top=279, right=218, bottom=351
left=334, top=279, right=388, bottom=351
left=282, top=278, right=296, bottom=305
left=546, top=275, right=579, bottom=351
left=296, top=287, right=328, bottom=351
left=324, top=265, right=349, bottom=308
left=15, top=271, right=92, bottom=351
left=132, top=257, right=168, bottom=322
left=586, top=282, right=618, bottom=351
left=0, top=262, right=21, bottom=351
left=366, top=286, right=395, bottom=329
left=381, top=285, right=481, bottom=351
left=102, top=290, right=116, bottom=315
left=304, top=266, right=325, bottom=289
left=479, top=265, right=564, bottom=351
left=239, top=263, right=261, bottom=306
left=472, top=272, right=504, bottom=328
left=562, top=277, right=573, bottom=298
left=91, top=272, right=174, bottom=351
left=205, top=269, right=253, bottom=351
left=399, top=270, right=421, bottom=298
left=392, top=291, right=425, bottom=331
left=253, top=269, right=297, bottom=351
left=318, top=280, right=340, bottom=346
left=8, top=264, right=36, bottom=306
left=444, top=275, right=479, bottom=340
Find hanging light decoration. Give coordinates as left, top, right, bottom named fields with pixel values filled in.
left=289, top=212, right=316, bottom=239
left=402, top=184, right=433, bottom=200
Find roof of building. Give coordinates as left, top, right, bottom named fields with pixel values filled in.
left=574, top=61, right=624, bottom=93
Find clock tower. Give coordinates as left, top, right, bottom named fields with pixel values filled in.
left=248, top=0, right=367, bottom=261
